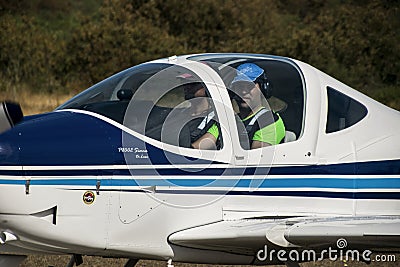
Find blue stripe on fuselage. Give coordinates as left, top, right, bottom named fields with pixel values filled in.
left=0, top=177, right=399, bottom=190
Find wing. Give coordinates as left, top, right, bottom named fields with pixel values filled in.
left=283, top=216, right=400, bottom=249
left=169, top=216, right=400, bottom=257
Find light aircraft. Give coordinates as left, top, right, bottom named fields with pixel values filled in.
left=0, top=53, right=399, bottom=267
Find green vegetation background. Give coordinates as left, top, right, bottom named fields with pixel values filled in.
left=0, top=0, right=399, bottom=110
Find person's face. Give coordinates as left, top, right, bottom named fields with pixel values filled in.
left=194, top=87, right=206, bottom=98
left=233, top=82, right=262, bottom=111
left=185, top=85, right=209, bottom=115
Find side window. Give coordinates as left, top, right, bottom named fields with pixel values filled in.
left=198, top=57, right=304, bottom=150
left=326, top=87, right=368, bottom=133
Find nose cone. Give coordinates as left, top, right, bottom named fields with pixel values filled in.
left=0, top=101, right=23, bottom=135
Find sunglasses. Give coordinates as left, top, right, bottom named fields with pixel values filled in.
left=231, top=81, right=256, bottom=94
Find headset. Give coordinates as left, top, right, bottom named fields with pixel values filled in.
left=254, top=71, right=273, bottom=99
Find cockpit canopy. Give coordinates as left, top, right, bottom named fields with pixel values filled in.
left=57, top=55, right=306, bottom=149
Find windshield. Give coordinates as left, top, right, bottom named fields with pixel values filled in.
left=57, top=63, right=172, bottom=110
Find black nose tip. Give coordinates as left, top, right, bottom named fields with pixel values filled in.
left=0, top=101, right=23, bottom=134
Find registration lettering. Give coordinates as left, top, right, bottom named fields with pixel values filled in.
left=118, top=147, right=149, bottom=159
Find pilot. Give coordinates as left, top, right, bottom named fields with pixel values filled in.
left=177, top=73, right=219, bottom=150
left=205, top=63, right=285, bottom=149
left=231, top=63, right=285, bottom=148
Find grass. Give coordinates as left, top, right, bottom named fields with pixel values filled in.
left=19, top=254, right=399, bottom=267
left=2, top=89, right=75, bottom=115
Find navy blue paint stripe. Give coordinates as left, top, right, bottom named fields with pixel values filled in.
left=0, top=170, right=24, bottom=176
left=0, top=160, right=399, bottom=177
left=156, top=190, right=400, bottom=199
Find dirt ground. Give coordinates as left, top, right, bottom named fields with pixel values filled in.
left=20, top=254, right=398, bottom=267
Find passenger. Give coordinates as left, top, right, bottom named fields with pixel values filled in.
left=177, top=73, right=219, bottom=150
left=206, top=63, right=285, bottom=149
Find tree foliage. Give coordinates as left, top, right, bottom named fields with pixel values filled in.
left=0, top=14, right=64, bottom=91
left=64, top=0, right=183, bottom=84
left=0, top=0, right=398, bottom=107
left=281, top=0, right=399, bottom=89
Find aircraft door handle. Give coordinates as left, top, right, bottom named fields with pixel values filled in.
left=235, top=155, right=245, bottom=160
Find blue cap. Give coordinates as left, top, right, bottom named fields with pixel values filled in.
left=231, top=63, right=264, bottom=85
